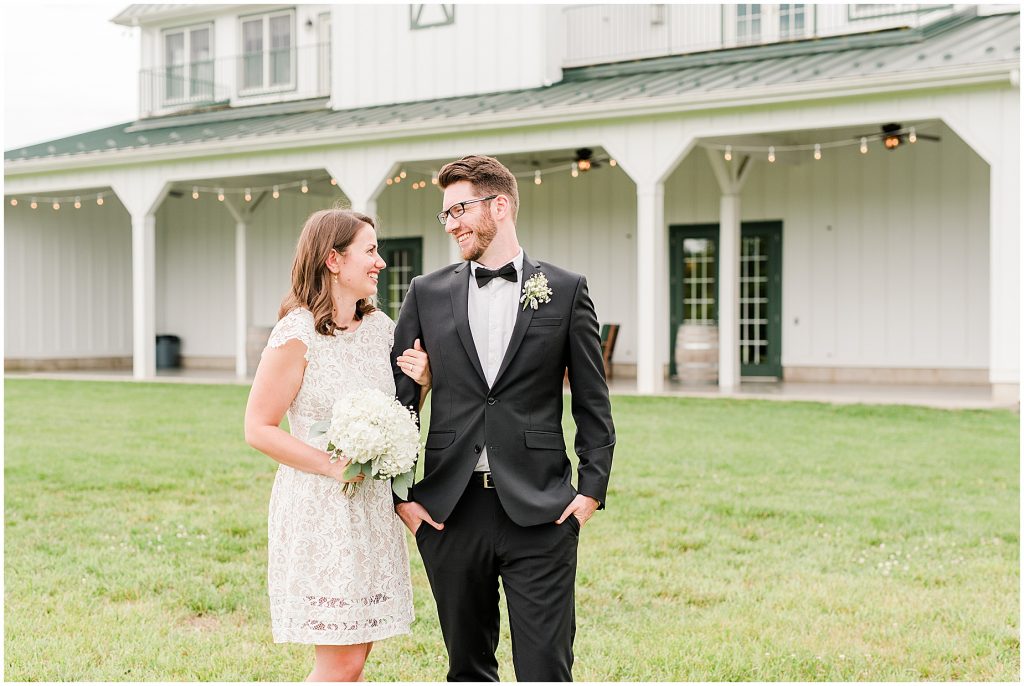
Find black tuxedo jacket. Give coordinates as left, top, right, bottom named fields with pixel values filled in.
left=391, top=253, right=615, bottom=527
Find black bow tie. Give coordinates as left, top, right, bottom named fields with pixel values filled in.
left=475, top=262, right=517, bottom=288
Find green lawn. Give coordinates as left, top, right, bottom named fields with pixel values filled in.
left=4, top=379, right=1019, bottom=681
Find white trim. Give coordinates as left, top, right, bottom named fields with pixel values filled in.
left=5, top=62, right=1017, bottom=176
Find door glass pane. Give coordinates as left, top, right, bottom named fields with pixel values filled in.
left=189, top=28, right=212, bottom=99
left=683, top=238, right=716, bottom=324
left=740, top=236, right=768, bottom=365
left=242, top=19, right=263, bottom=90
left=386, top=249, right=414, bottom=320
left=269, top=15, right=292, bottom=86
left=164, top=32, right=185, bottom=101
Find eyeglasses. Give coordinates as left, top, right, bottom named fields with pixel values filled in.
left=436, top=195, right=497, bottom=226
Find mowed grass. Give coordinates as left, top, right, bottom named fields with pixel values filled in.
left=4, top=379, right=1019, bottom=681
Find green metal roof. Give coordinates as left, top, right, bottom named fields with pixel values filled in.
left=6, top=10, right=1018, bottom=164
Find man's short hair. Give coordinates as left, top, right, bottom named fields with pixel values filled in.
left=437, top=155, right=519, bottom=221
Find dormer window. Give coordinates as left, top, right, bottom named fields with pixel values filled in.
left=240, top=9, right=295, bottom=94
left=163, top=24, right=213, bottom=104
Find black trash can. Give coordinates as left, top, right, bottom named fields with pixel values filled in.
left=155, top=335, right=181, bottom=369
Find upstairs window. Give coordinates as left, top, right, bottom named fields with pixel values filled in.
left=736, top=4, right=762, bottom=43
left=240, top=9, right=294, bottom=94
left=163, top=25, right=213, bottom=104
left=779, top=4, right=806, bottom=39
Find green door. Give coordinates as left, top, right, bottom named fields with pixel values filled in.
left=378, top=237, right=423, bottom=321
left=669, top=222, right=782, bottom=379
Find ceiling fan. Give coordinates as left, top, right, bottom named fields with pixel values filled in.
left=542, top=147, right=605, bottom=172
left=858, top=122, right=941, bottom=151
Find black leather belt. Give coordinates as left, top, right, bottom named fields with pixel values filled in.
left=473, top=472, right=495, bottom=489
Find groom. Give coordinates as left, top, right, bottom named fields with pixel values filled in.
left=391, top=155, right=615, bottom=681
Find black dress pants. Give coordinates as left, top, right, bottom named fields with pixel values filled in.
left=415, top=477, right=580, bottom=682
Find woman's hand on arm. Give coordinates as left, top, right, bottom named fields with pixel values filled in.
left=397, top=338, right=431, bottom=388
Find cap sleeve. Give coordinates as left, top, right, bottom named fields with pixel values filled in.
left=266, top=308, right=314, bottom=360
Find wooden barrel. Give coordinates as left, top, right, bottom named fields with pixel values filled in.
left=674, top=324, right=718, bottom=385
left=247, top=326, right=274, bottom=376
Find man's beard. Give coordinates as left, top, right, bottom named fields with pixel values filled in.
left=463, top=213, right=498, bottom=262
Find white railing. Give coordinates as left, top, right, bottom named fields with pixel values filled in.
left=561, top=4, right=957, bottom=68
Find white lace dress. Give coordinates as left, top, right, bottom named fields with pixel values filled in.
left=265, top=307, right=414, bottom=645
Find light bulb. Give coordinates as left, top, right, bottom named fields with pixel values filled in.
left=609, top=159, right=617, bottom=167
left=386, top=178, right=393, bottom=186
left=330, top=177, right=337, bottom=186
left=217, top=189, right=225, bottom=202
left=272, top=185, right=280, bottom=199
left=724, top=145, right=732, bottom=162
left=534, top=170, right=542, bottom=185
left=53, top=201, right=60, bottom=210
left=30, top=199, right=38, bottom=209
left=768, top=146, right=775, bottom=163
left=860, top=137, right=868, bottom=154
left=9, top=198, right=17, bottom=206
left=909, top=127, right=917, bottom=143
left=192, top=186, right=199, bottom=199
left=244, top=188, right=252, bottom=202
left=301, top=180, right=308, bottom=193
left=96, top=196, right=104, bottom=206
left=74, top=196, right=81, bottom=209
left=814, top=144, right=822, bottom=160
left=571, top=162, right=579, bottom=178
left=399, top=170, right=407, bottom=179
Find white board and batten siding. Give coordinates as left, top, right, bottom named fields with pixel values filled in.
left=5, top=201, right=133, bottom=361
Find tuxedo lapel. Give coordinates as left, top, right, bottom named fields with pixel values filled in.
left=449, top=262, right=488, bottom=386
left=491, top=253, right=541, bottom=389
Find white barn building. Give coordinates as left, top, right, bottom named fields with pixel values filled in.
left=4, top=4, right=1020, bottom=403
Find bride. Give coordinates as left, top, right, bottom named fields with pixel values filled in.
left=244, top=208, right=431, bottom=681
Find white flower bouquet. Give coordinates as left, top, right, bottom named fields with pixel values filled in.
left=308, top=388, right=420, bottom=498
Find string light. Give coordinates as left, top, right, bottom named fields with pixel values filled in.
left=74, top=196, right=81, bottom=209
left=52, top=201, right=60, bottom=210
left=300, top=180, right=308, bottom=193
left=217, top=189, right=225, bottom=202
left=399, top=170, right=407, bottom=179
left=724, top=145, right=733, bottom=162
left=431, top=172, right=439, bottom=185
left=571, top=162, right=579, bottom=178
left=30, top=199, right=38, bottom=209
left=386, top=178, right=394, bottom=186
left=96, top=196, right=104, bottom=206
left=534, top=170, right=542, bottom=185
left=9, top=198, right=17, bottom=206
left=767, top=146, right=775, bottom=163
left=909, top=127, right=917, bottom=143
left=814, top=143, right=822, bottom=160
left=192, top=186, right=199, bottom=199
left=330, top=177, right=337, bottom=186
left=272, top=185, right=280, bottom=199
left=701, top=124, right=932, bottom=159
left=244, top=188, right=252, bottom=202
left=393, top=175, right=401, bottom=184
left=609, top=159, right=617, bottom=167
left=860, top=137, right=868, bottom=154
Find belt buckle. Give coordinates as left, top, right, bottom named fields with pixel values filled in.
left=482, top=472, right=494, bottom=489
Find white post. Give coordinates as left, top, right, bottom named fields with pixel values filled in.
left=131, top=213, right=157, bottom=379
left=636, top=182, right=666, bottom=394
left=235, top=219, right=248, bottom=378
left=989, top=157, right=1020, bottom=404
left=718, top=193, right=741, bottom=389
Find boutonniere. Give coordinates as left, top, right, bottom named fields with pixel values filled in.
left=520, top=272, right=553, bottom=311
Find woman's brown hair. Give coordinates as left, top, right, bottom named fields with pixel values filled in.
left=279, top=208, right=377, bottom=336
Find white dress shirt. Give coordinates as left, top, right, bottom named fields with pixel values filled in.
left=468, top=249, right=524, bottom=472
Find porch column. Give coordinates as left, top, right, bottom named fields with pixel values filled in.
left=130, top=213, right=157, bottom=379
left=705, top=149, right=754, bottom=389
left=989, top=156, right=1020, bottom=404
left=718, top=193, right=741, bottom=388
left=235, top=219, right=248, bottom=377
left=636, top=181, right=666, bottom=394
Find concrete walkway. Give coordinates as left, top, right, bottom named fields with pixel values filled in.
left=6, top=368, right=1016, bottom=411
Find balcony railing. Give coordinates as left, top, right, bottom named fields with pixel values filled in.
left=139, top=42, right=331, bottom=117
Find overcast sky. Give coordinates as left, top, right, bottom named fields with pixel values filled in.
left=3, top=2, right=139, bottom=150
